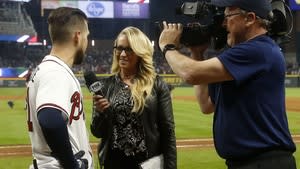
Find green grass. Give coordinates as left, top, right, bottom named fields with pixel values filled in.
left=0, top=100, right=30, bottom=144
left=173, top=99, right=213, bottom=138
left=285, top=87, right=300, bottom=97
left=287, top=111, right=300, bottom=134
left=172, top=87, right=196, bottom=96
left=0, top=87, right=299, bottom=168
left=178, top=148, right=226, bottom=169
left=0, top=156, right=33, bottom=169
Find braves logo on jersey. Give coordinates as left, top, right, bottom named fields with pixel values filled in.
left=69, top=91, right=84, bottom=125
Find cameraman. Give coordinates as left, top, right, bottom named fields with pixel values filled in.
left=158, top=0, right=297, bottom=169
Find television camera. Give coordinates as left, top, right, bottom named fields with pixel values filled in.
left=160, top=0, right=293, bottom=49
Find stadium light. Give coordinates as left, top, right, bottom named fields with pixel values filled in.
left=151, top=40, right=155, bottom=47
left=43, top=39, right=47, bottom=46
left=18, top=69, right=29, bottom=78
left=17, top=35, right=30, bottom=43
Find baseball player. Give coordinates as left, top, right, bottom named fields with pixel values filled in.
left=26, top=7, right=93, bottom=169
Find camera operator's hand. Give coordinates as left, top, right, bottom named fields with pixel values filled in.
left=159, top=21, right=182, bottom=51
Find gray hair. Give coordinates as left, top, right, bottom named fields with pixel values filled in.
left=240, top=9, right=271, bottom=29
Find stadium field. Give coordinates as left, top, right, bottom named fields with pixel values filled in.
left=0, top=87, right=299, bottom=168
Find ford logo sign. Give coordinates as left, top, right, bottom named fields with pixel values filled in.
left=86, top=2, right=105, bottom=17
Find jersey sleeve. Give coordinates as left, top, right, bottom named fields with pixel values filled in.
left=218, top=43, right=270, bottom=85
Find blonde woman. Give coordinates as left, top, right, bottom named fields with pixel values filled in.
left=90, top=27, right=177, bottom=169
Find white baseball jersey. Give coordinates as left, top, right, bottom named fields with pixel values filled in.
left=26, top=55, right=93, bottom=169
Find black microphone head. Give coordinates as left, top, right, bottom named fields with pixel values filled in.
left=83, top=71, right=104, bottom=95
left=84, top=71, right=98, bottom=88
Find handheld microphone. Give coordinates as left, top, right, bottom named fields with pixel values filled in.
left=83, top=71, right=104, bottom=96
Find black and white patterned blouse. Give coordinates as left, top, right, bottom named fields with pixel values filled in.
left=110, top=75, right=147, bottom=157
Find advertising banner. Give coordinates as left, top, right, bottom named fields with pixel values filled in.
left=41, top=1, right=149, bottom=18
left=114, top=2, right=149, bottom=18
left=78, top=1, right=114, bottom=18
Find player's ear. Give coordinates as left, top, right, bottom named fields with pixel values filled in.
left=74, top=31, right=81, bottom=45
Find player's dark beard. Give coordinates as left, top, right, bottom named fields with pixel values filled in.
left=73, top=48, right=85, bottom=65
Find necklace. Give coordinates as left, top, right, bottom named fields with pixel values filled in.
left=120, top=73, right=136, bottom=85
left=122, top=74, right=135, bottom=80
left=121, top=72, right=136, bottom=80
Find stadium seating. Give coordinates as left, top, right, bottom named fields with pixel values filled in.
left=0, top=1, right=36, bottom=37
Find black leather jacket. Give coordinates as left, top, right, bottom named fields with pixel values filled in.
left=90, top=74, right=177, bottom=169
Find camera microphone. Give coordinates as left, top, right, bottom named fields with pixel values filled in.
left=84, top=71, right=104, bottom=96
left=267, top=0, right=293, bottom=44
left=269, top=0, right=289, bottom=35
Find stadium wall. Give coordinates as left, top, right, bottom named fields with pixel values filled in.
left=0, top=74, right=299, bottom=87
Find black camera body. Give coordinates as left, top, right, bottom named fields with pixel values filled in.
left=174, top=0, right=292, bottom=48
left=176, top=1, right=227, bottom=49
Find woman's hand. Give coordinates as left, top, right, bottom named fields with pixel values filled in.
left=93, top=95, right=110, bottom=113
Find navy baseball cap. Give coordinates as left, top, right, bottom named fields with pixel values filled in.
left=211, top=0, right=272, bottom=19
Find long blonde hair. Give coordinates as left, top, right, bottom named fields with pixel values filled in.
left=111, top=26, right=156, bottom=113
